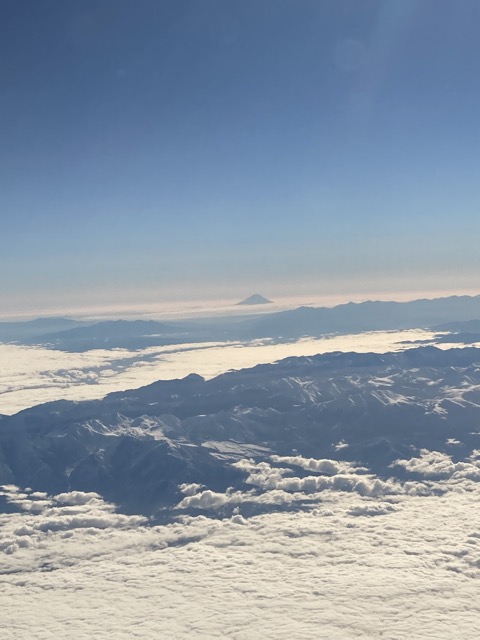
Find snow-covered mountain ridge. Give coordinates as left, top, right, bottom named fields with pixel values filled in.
left=2, top=346, right=480, bottom=516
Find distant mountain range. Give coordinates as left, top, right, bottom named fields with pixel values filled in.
left=1, top=345, right=479, bottom=517
left=0, top=316, right=88, bottom=342
left=31, top=319, right=189, bottom=350
left=237, top=294, right=273, bottom=305
left=3, top=293, right=480, bottom=351
left=240, top=295, right=480, bottom=339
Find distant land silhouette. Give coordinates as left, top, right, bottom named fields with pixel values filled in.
left=4, top=293, right=480, bottom=351
left=237, top=294, right=273, bottom=306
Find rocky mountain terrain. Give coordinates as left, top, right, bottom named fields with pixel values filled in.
left=1, top=346, right=480, bottom=517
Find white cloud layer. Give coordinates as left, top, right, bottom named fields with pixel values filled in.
left=2, top=455, right=480, bottom=639
left=0, top=329, right=436, bottom=414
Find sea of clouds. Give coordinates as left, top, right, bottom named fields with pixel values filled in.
left=0, top=329, right=438, bottom=414
left=2, top=451, right=480, bottom=639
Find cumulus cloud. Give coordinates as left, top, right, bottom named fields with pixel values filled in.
left=0, top=486, right=147, bottom=552
left=270, top=454, right=367, bottom=475
left=275, top=473, right=399, bottom=497
left=174, top=455, right=436, bottom=518
left=178, top=483, right=204, bottom=496
left=230, top=458, right=403, bottom=501
left=178, top=488, right=253, bottom=510
left=393, top=449, right=480, bottom=481
left=232, top=459, right=291, bottom=489
left=54, top=491, right=103, bottom=505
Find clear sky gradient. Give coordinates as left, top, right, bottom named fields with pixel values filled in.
left=2, top=0, right=480, bottom=315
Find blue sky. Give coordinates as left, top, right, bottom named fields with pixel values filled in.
left=2, top=0, right=480, bottom=315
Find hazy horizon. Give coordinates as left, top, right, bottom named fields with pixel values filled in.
left=2, top=285, right=480, bottom=322
left=3, top=1, right=480, bottom=315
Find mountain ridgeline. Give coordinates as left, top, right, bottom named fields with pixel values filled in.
left=2, top=294, right=480, bottom=351
left=1, top=346, right=480, bottom=517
